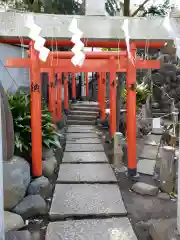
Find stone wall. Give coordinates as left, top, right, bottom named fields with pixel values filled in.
left=151, top=54, right=180, bottom=112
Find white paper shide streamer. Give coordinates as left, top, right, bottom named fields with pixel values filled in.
left=25, top=15, right=50, bottom=62
left=121, top=19, right=134, bottom=64
left=68, top=18, right=85, bottom=66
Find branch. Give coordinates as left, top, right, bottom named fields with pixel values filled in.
left=131, top=0, right=150, bottom=17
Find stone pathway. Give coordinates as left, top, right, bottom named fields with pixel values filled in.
left=137, top=130, right=162, bottom=176
left=46, top=124, right=138, bottom=239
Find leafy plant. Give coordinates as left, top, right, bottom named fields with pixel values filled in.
left=7, top=90, right=61, bottom=154
left=123, top=82, right=150, bottom=108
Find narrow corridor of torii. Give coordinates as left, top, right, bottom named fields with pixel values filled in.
left=3, top=0, right=171, bottom=179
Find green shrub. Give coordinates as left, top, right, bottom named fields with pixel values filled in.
left=7, top=91, right=61, bottom=154
left=123, top=83, right=150, bottom=108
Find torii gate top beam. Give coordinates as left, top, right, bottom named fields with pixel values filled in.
left=0, top=12, right=176, bottom=44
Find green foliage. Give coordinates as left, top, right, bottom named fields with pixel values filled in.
left=123, top=83, right=150, bottom=107
left=7, top=91, right=61, bottom=154
left=101, top=48, right=119, bottom=51
left=0, top=0, right=84, bottom=14
left=142, top=0, right=170, bottom=16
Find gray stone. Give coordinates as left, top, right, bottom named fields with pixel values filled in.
left=58, top=133, right=66, bottom=149
left=4, top=211, right=24, bottom=232
left=159, top=146, right=176, bottom=193
left=49, top=184, right=127, bottom=220
left=149, top=218, right=180, bottom=240
left=132, top=182, right=158, bottom=196
left=144, top=134, right=162, bottom=145
left=57, top=164, right=117, bottom=183
left=42, top=148, right=54, bottom=160
left=137, top=159, right=156, bottom=175
left=151, top=128, right=164, bottom=135
left=66, top=133, right=98, bottom=139
left=65, top=143, right=104, bottom=152
left=157, top=192, right=170, bottom=200
left=63, top=152, right=108, bottom=163
left=67, top=126, right=96, bottom=133
left=0, top=82, right=14, bottom=161
left=139, top=145, right=158, bottom=160
left=42, top=157, right=57, bottom=179
left=66, top=138, right=101, bottom=144
left=27, top=176, right=52, bottom=199
left=13, top=195, right=47, bottom=219
left=68, top=125, right=96, bottom=128
left=5, top=230, right=31, bottom=240
left=31, top=230, right=41, bottom=240
left=54, top=147, right=63, bottom=164
left=46, top=218, right=137, bottom=240
left=3, top=156, right=31, bottom=210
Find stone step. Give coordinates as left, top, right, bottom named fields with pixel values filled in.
left=67, top=119, right=96, bottom=125
left=152, top=112, right=168, bottom=118
left=57, top=164, right=117, bottom=183
left=66, top=138, right=101, bottom=144
left=70, top=110, right=99, bottom=116
left=49, top=184, right=127, bottom=220
left=139, top=145, right=159, bottom=160
left=68, top=114, right=97, bottom=121
left=46, top=218, right=137, bottom=240
left=67, top=126, right=96, bottom=133
left=144, top=134, right=162, bottom=145
left=152, top=108, right=169, bottom=113
left=71, top=106, right=99, bottom=112
left=72, top=102, right=99, bottom=108
left=65, top=143, right=104, bottom=152
left=62, top=152, right=108, bottom=163
left=66, top=132, right=98, bottom=139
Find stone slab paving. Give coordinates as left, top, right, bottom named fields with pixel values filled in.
left=57, top=164, right=117, bottom=183
left=46, top=218, right=138, bottom=240
left=137, top=159, right=156, bottom=175
left=144, top=134, right=162, bottom=145
left=65, top=143, right=104, bottom=152
left=62, top=152, right=108, bottom=163
left=149, top=218, right=180, bottom=240
left=66, top=138, right=101, bottom=144
left=151, top=128, right=164, bottom=135
left=49, top=184, right=127, bottom=220
left=139, top=145, right=158, bottom=160
left=67, top=125, right=96, bottom=133
left=66, top=132, right=98, bottom=139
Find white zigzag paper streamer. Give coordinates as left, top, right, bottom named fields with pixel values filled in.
left=121, top=19, right=135, bottom=65
left=25, top=15, right=50, bottom=62
left=68, top=18, right=85, bottom=67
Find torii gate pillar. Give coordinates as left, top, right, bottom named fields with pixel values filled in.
left=126, top=43, right=137, bottom=176
left=29, top=42, right=42, bottom=177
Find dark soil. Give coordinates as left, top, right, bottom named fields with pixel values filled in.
left=100, top=127, right=177, bottom=240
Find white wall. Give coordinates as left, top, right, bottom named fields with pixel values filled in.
left=0, top=43, right=29, bottom=93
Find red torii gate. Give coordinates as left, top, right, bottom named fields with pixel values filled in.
left=6, top=41, right=161, bottom=178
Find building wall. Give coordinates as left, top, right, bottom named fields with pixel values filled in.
left=0, top=43, right=30, bottom=93
left=0, top=43, right=65, bottom=101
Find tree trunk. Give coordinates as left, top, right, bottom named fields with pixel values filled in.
left=123, top=0, right=130, bottom=16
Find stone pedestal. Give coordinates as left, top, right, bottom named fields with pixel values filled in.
left=113, top=132, right=123, bottom=168
left=160, top=146, right=176, bottom=193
